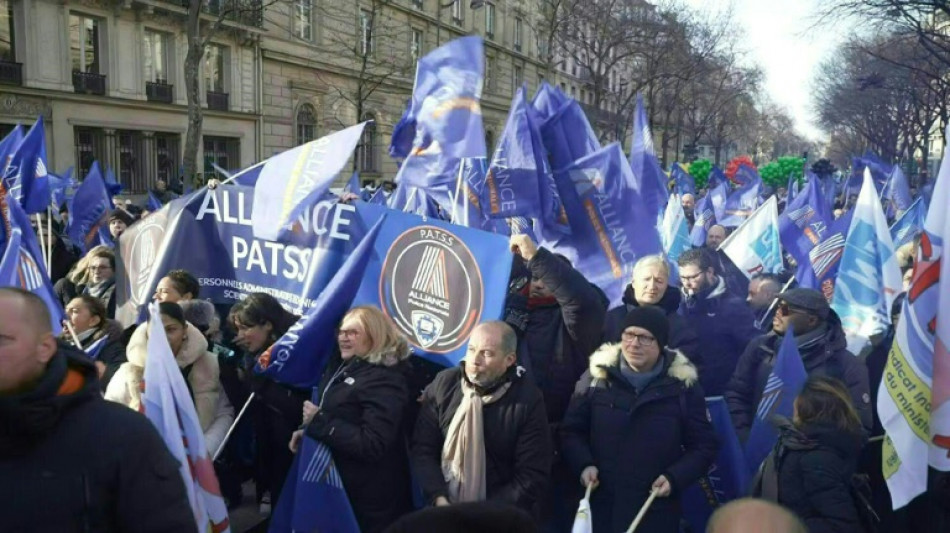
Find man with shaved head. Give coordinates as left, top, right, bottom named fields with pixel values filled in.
left=707, top=498, right=807, bottom=533
left=0, top=288, right=196, bottom=531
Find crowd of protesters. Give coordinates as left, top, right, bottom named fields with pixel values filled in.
left=1, top=182, right=947, bottom=533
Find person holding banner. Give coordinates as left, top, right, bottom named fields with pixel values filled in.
left=725, top=288, right=872, bottom=441
left=560, top=306, right=717, bottom=533
left=288, top=306, right=414, bottom=533
left=0, top=288, right=196, bottom=532
left=61, top=295, right=126, bottom=391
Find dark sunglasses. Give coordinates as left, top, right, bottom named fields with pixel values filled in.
left=777, top=302, right=812, bottom=317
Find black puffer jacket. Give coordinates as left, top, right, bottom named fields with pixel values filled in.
left=521, top=248, right=607, bottom=424
left=603, top=285, right=704, bottom=373
left=0, top=344, right=195, bottom=533
left=560, top=345, right=718, bottom=533
left=305, top=354, right=414, bottom=533
left=770, top=421, right=865, bottom=533
left=725, top=310, right=872, bottom=441
left=411, top=365, right=552, bottom=512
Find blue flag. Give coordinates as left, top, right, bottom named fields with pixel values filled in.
left=270, top=422, right=360, bottom=533
left=546, top=143, right=661, bottom=306
left=689, top=191, right=716, bottom=247
left=255, top=216, right=383, bottom=389
left=0, top=185, right=65, bottom=334
left=881, top=165, right=913, bottom=215
left=821, top=175, right=838, bottom=212
left=852, top=153, right=891, bottom=191
left=0, top=124, right=24, bottom=176
left=744, top=327, right=807, bottom=474
left=779, top=173, right=832, bottom=269
left=388, top=184, right=444, bottom=219
left=147, top=192, right=163, bottom=211
left=707, top=165, right=726, bottom=190
left=252, top=122, right=367, bottom=241
left=538, top=98, right=601, bottom=174
left=719, top=173, right=762, bottom=227
left=395, top=36, right=487, bottom=188
left=660, top=194, right=692, bottom=285
left=889, top=196, right=927, bottom=249
left=786, top=174, right=799, bottom=204
left=49, top=167, right=73, bottom=210
left=628, top=94, right=669, bottom=224
left=708, top=180, right=728, bottom=223
left=425, top=157, right=506, bottom=232
left=343, top=171, right=361, bottom=195
left=3, top=118, right=51, bottom=214
left=682, top=397, right=749, bottom=531
left=103, top=166, right=122, bottom=198
left=368, top=187, right=387, bottom=205
left=672, top=163, right=696, bottom=195
left=797, top=207, right=854, bottom=298
left=389, top=98, right=415, bottom=160
left=483, top=87, right=547, bottom=219
left=65, top=162, right=113, bottom=253
left=531, top=81, right=565, bottom=122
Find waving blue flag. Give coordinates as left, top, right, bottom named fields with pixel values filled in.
left=797, top=207, right=853, bottom=297
left=719, top=173, right=762, bottom=227
left=0, top=186, right=64, bottom=333
left=745, top=327, right=807, bottom=473
left=538, top=98, right=600, bottom=174
left=49, top=167, right=73, bottom=210
left=0, top=124, right=23, bottom=176
left=395, top=36, right=487, bottom=188
left=832, top=169, right=903, bottom=355
left=628, top=94, right=669, bottom=224
left=343, top=171, right=361, bottom=195
left=252, top=122, right=367, bottom=241
left=3, top=118, right=51, bottom=214
left=255, top=216, right=383, bottom=389
left=425, top=157, right=506, bottom=232
left=672, top=163, right=696, bottom=195
left=389, top=98, right=415, bottom=160
left=547, top=143, right=661, bottom=306
left=881, top=165, right=913, bottom=215
left=689, top=191, right=716, bottom=247
left=708, top=180, right=728, bottom=223
left=271, top=422, right=359, bottom=533
left=368, top=187, right=387, bottom=205
left=531, top=81, right=565, bottom=122
left=707, top=165, right=726, bottom=190
left=103, top=166, right=122, bottom=198
left=388, top=184, right=444, bottom=219
left=889, top=197, right=927, bottom=249
left=66, top=162, right=113, bottom=253
left=853, top=153, right=891, bottom=191
left=779, top=173, right=832, bottom=269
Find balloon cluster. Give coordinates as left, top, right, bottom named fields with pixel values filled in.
left=759, top=156, right=805, bottom=188
left=687, top=159, right=712, bottom=188
left=724, top=155, right=756, bottom=183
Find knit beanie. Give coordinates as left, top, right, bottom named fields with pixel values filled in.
left=108, top=208, right=135, bottom=226
left=179, top=299, right=219, bottom=336
left=621, top=305, right=669, bottom=348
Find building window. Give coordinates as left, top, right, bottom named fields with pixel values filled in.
left=452, top=0, right=463, bottom=26
left=410, top=28, right=423, bottom=63
left=485, top=2, right=495, bottom=39
left=69, top=14, right=100, bottom=73
left=514, top=17, right=523, bottom=52
left=485, top=129, right=494, bottom=153
left=143, top=30, right=168, bottom=83
left=296, top=103, right=317, bottom=145
left=485, top=55, right=495, bottom=93
left=359, top=9, right=373, bottom=56
left=73, top=127, right=180, bottom=193
left=356, top=115, right=378, bottom=172
left=203, top=136, right=240, bottom=179
left=411, top=0, right=423, bottom=9
left=1, top=0, right=15, bottom=62
left=204, top=43, right=226, bottom=93
left=294, top=0, right=312, bottom=41
left=513, top=64, right=523, bottom=91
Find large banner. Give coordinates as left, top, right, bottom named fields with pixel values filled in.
left=115, top=186, right=363, bottom=324
left=352, top=203, right=513, bottom=367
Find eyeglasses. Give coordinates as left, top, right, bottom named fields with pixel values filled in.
left=88, top=265, right=113, bottom=272
left=777, top=302, right=810, bottom=317
left=337, top=329, right=362, bottom=339
left=621, top=331, right=656, bottom=346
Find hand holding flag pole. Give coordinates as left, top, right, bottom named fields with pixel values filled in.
left=63, top=319, right=83, bottom=348
left=625, top=489, right=659, bottom=533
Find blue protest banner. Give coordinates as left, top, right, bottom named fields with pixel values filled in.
left=351, top=203, right=512, bottom=367
left=2, top=118, right=51, bottom=214
left=779, top=173, right=832, bottom=269
left=65, top=161, right=113, bottom=253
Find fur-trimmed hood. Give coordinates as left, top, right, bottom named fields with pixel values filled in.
left=126, top=321, right=209, bottom=369
left=588, top=342, right=698, bottom=387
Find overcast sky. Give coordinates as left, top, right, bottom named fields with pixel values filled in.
left=681, top=0, right=842, bottom=141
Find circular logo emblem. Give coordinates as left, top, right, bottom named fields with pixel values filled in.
left=127, top=213, right=167, bottom=305
left=379, top=226, right=483, bottom=353
left=17, top=249, right=44, bottom=291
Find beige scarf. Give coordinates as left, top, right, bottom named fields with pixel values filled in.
left=441, top=376, right=512, bottom=503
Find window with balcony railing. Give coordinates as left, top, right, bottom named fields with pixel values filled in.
left=204, top=43, right=228, bottom=110
left=0, top=0, right=19, bottom=84
left=70, top=13, right=105, bottom=94
left=144, top=30, right=173, bottom=103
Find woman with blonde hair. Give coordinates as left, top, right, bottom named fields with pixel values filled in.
left=290, top=305, right=414, bottom=533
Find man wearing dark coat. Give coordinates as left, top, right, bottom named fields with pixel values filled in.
left=724, top=288, right=873, bottom=440
left=411, top=321, right=552, bottom=514
left=0, top=288, right=195, bottom=532
left=677, top=248, right=760, bottom=396
left=561, top=306, right=718, bottom=533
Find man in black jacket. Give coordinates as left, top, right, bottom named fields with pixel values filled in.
left=411, top=321, right=551, bottom=513
left=724, top=288, right=872, bottom=440
left=0, top=288, right=196, bottom=533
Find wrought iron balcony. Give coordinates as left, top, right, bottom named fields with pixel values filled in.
left=207, top=91, right=229, bottom=111
left=0, top=60, right=22, bottom=86
left=72, top=71, right=107, bottom=95
left=146, top=80, right=174, bottom=103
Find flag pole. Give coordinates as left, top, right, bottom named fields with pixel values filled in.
left=754, top=276, right=797, bottom=331
left=63, top=320, right=84, bottom=349
left=46, top=206, right=52, bottom=272
left=34, top=213, right=49, bottom=276
left=451, top=159, right=465, bottom=223
left=625, top=489, right=658, bottom=533
left=583, top=481, right=594, bottom=502
left=213, top=392, right=256, bottom=461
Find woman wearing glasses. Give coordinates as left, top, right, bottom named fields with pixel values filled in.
left=560, top=305, right=717, bottom=533
left=81, top=246, right=117, bottom=318
left=289, top=305, right=414, bottom=533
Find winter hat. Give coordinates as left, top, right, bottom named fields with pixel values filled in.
left=108, top=208, right=134, bottom=226
left=179, top=299, right=219, bottom=336
left=621, top=305, right=669, bottom=348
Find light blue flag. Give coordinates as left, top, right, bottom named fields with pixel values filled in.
left=483, top=87, right=546, bottom=219
left=659, top=193, right=692, bottom=285
left=3, top=118, right=51, bottom=214
left=707, top=165, right=726, bottom=190
left=744, top=325, right=807, bottom=474
left=689, top=191, right=716, bottom=247
left=395, top=36, right=487, bottom=188
left=882, top=165, right=913, bottom=215
left=252, top=122, right=368, bottom=241
left=628, top=93, right=669, bottom=225
left=255, top=216, right=384, bottom=389
left=889, top=197, right=927, bottom=249
left=832, top=169, right=903, bottom=355
left=708, top=180, right=728, bottom=223
left=719, top=196, right=783, bottom=279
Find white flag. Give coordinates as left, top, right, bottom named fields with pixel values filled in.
left=718, top=195, right=782, bottom=279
